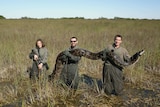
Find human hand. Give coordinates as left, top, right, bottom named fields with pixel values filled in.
left=38, top=63, right=43, bottom=70
left=34, top=55, right=38, bottom=60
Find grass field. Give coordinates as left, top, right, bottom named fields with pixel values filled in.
left=0, top=18, right=160, bottom=106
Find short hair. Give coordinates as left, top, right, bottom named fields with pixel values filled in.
left=114, top=34, right=122, bottom=40
left=35, top=39, right=45, bottom=48
left=70, top=37, right=78, bottom=41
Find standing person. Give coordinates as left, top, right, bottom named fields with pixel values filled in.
left=29, top=39, right=49, bottom=80
left=101, top=35, right=131, bottom=95
left=60, top=37, right=81, bottom=90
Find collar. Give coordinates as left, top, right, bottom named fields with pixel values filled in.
left=69, top=46, right=78, bottom=50
left=112, top=43, right=120, bottom=49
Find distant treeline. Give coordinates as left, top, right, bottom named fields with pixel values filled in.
left=0, top=15, right=159, bottom=20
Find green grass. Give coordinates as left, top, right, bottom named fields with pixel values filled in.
left=0, top=19, right=160, bottom=106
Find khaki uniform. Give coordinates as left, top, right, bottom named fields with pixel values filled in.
left=102, top=44, right=130, bottom=95
left=29, top=47, right=48, bottom=80
left=60, top=46, right=81, bottom=89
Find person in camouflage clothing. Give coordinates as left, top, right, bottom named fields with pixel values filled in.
left=101, top=35, right=131, bottom=95
left=58, top=37, right=81, bottom=90
left=29, top=39, right=49, bottom=80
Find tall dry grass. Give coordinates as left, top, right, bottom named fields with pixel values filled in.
left=0, top=19, right=160, bottom=106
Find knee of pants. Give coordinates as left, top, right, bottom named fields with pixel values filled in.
left=104, top=88, right=112, bottom=95
left=30, top=71, right=38, bottom=77
left=103, top=84, right=113, bottom=94
left=114, top=86, right=123, bottom=94
left=71, top=83, right=78, bottom=89
left=72, top=79, right=79, bottom=89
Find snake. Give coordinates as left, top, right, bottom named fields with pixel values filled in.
left=69, top=48, right=144, bottom=67
left=48, top=48, right=144, bottom=81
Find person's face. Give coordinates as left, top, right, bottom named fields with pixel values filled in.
left=70, top=38, right=78, bottom=47
left=37, top=41, right=43, bottom=48
left=114, top=37, right=122, bottom=47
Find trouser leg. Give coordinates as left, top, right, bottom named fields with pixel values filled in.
left=111, top=67, right=123, bottom=95
left=30, top=62, right=39, bottom=80
left=103, top=64, right=124, bottom=95
left=71, top=75, right=79, bottom=90
left=102, top=64, right=114, bottom=95
left=39, top=67, right=48, bottom=86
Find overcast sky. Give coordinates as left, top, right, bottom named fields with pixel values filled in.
left=1, top=0, right=160, bottom=19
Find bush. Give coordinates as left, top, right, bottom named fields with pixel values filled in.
left=0, top=15, right=6, bottom=19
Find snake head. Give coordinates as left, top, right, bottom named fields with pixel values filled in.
left=138, top=50, right=145, bottom=56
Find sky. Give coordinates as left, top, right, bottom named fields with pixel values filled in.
left=0, top=0, right=160, bottom=19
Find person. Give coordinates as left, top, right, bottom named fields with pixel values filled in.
left=101, top=35, right=132, bottom=95
left=29, top=39, right=49, bottom=80
left=59, top=37, right=81, bottom=90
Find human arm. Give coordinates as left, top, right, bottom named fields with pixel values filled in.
left=39, top=48, right=48, bottom=64
left=63, top=50, right=81, bottom=62
left=29, top=48, right=39, bottom=60
left=123, top=49, right=145, bottom=65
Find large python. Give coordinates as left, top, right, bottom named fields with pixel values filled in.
left=48, top=51, right=67, bottom=81
left=69, top=48, right=144, bottom=66
left=48, top=49, right=144, bottom=81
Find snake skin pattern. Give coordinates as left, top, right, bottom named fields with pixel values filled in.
left=48, top=49, right=144, bottom=81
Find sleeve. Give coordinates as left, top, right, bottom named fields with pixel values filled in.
left=41, top=48, right=48, bottom=64
left=64, top=50, right=81, bottom=62
left=29, top=48, right=38, bottom=59
left=123, top=48, right=131, bottom=63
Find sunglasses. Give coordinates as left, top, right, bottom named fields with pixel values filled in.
left=70, top=41, right=76, bottom=42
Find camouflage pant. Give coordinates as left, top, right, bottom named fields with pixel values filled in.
left=30, top=61, right=47, bottom=81
left=102, top=63, right=123, bottom=95
left=60, top=64, right=79, bottom=90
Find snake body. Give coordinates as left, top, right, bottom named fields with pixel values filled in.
left=48, top=51, right=67, bottom=81
left=49, top=48, right=144, bottom=81
left=69, top=48, right=144, bottom=67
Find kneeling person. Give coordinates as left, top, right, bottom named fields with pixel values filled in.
left=60, top=37, right=81, bottom=90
